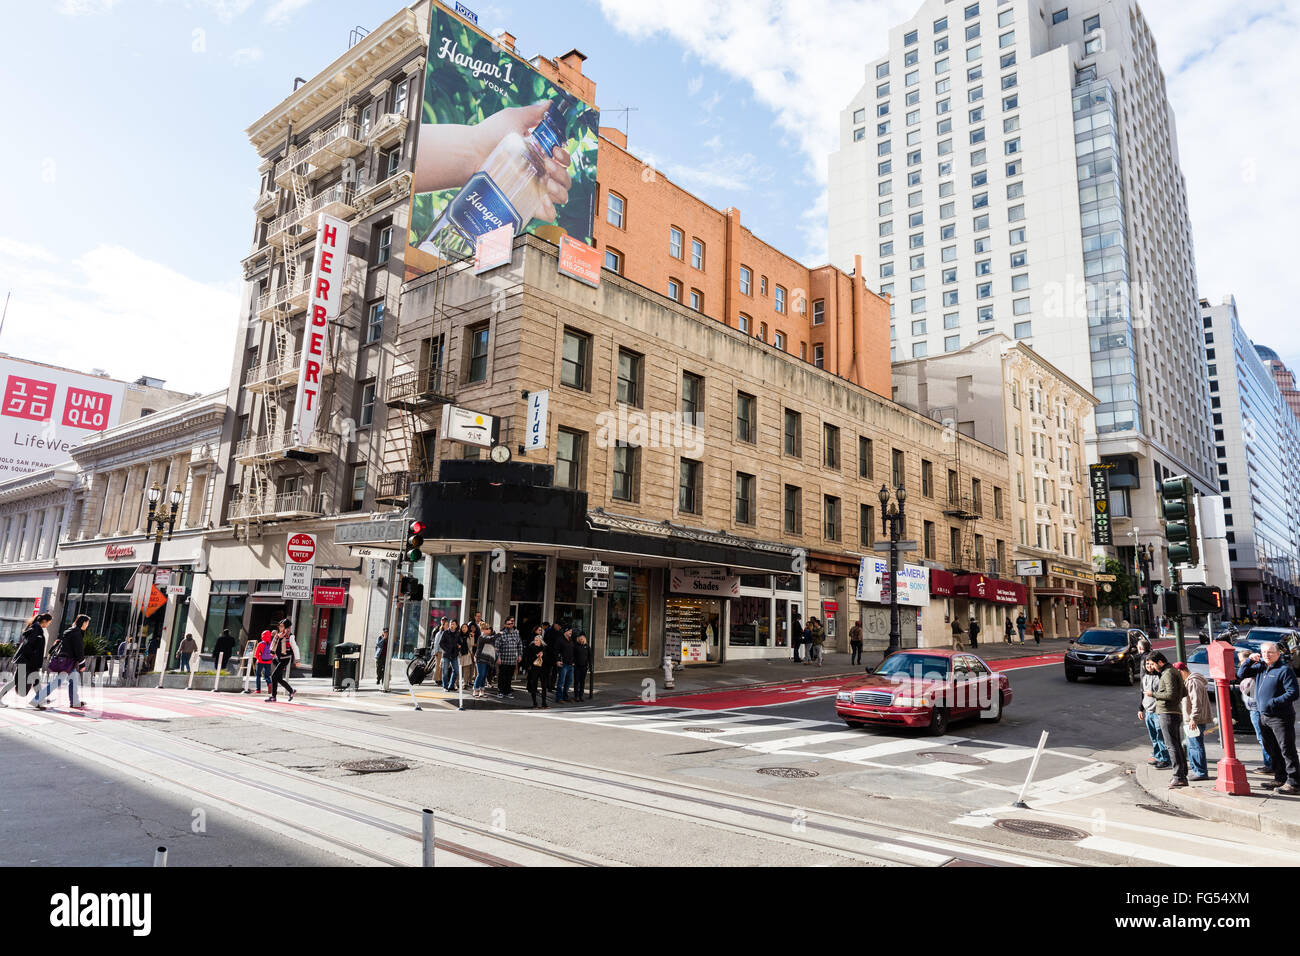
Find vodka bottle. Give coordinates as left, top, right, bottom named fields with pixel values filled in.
left=423, top=93, right=575, bottom=251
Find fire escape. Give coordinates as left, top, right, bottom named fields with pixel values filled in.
left=932, top=406, right=988, bottom=574
left=233, top=99, right=363, bottom=532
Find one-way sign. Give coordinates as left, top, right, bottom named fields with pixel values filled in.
left=584, top=576, right=609, bottom=591
left=871, top=541, right=918, bottom=552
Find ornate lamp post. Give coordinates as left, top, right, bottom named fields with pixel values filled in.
left=879, top=483, right=907, bottom=661
left=145, top=483, right=184, bottom=566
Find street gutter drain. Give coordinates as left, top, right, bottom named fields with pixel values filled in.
left=920, top=751, right=990, bottom=766
left=757, top=767, right=819, bottom=779
left=1137, top=803, right=1197, bottom=819
left=992, top=819, right=1088, bottom=841
left=340, top=758, right=409, bottom=774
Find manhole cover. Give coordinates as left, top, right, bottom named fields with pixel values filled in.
left=1137, top=803, right=1197, bottom=819
left=920, top=750, right=990, bottom=766
left=682, top=727, right=724, bottom=734
left=757, top=767, right=819, bottom=779
left=340, top=758, right=408, bottom=774
left=993, top=819, right=1088, bottom=841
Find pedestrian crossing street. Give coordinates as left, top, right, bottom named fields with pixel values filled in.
left=527, top=704, right=1128, bottom=808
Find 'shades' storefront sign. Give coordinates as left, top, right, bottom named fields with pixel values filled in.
left=0, top=358, right=126, bottom=483
left=292, top=214, right=349, bottom=446
left=405, top=5, right=600, bottom=276
left=669, top=566, right=740, bottom=597
left=857, top=558, right=931, bottom=606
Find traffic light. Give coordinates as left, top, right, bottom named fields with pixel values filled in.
left=1159, top=476, right=1200, bottom=568
left=1185, top=585, right=1222, bottom=615
left=409, top=579, right=424, bottom=603
left=405, top=520, right=425, bottom=562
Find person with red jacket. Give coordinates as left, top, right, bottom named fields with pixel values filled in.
left=250, top=630, right=275, bottom=696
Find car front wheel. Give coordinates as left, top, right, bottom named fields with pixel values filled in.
left=928, top=707, right=950, bottom=736
left=1065, top=668, right=1079, bottom=683
left=1126, top=661, right=1140, bottom=686
left=980, top=691, right=1005, bottom=723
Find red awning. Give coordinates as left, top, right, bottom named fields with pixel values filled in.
left=930, top=570, right=955, bottom=596
left=954, top=574, right=1027, bottom=605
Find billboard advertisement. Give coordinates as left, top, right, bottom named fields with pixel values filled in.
left=0, top=358, right=126, bottom=483
left=405, top=4, right=600, bottom=278
left=856, top=557, right=931, bottom=607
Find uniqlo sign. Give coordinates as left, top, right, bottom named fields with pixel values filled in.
left=0, top=358, right=126, bottom=483
left=292, top=213, right=350, bottom=446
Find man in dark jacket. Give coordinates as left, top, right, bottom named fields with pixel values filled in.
left=213, top=629, right=237, bottom=673
left=524, top=631, right=549, bottom=708
left=31, top=614, right=89, bottom=710
left=439, top=626, right=463, bottom=691
left=553, top=627, right=576, bottom=702
left=573, top=633, right=591, bottom=702
left=968, top=615, right=980, bottom=649
left=1149, top=651, right=1188, bottom=788
left=542, top=622, right=562, bottom=692
left=1238, top=644, right=1300, bottom=793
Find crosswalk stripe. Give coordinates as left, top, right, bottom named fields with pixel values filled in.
left=815, top=737, right=966, bottom=762
left=1076, top=835, right=1241, bottom=868
left=744, top=731, right=858, bottom=753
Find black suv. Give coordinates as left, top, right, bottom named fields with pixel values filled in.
left=1064, top=628, right=1146, bottom=684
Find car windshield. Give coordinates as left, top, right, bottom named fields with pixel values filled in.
left=1076, top=629, right=1128, bottom=647
left=876, top=653, right=950, bottom=680
left=1188, top=647, right=1208, bottom=665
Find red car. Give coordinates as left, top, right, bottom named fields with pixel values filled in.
left=834, top=649, right=1012, bottom=735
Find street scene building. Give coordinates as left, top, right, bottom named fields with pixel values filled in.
left=1200, top=295, right=1300, bottom=623
left=892, top=333, right=1098, bottom=636
left=827, top=0, right=1217, bottom=583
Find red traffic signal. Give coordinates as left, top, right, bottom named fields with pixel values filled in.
left=410, top=520, right=426, bottom=536
left=405, top=520, right=426, bottom=562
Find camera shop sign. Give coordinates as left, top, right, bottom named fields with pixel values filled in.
left=669, top=567, right=740, bottom=597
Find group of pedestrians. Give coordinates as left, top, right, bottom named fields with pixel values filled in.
left=408, top=616, right=590, bottom=708
left=1136, top=637, right=1300, bottom=794
left=245, top=619, right=298, bottom=702
left=789, top=615, right=827, bottom=666
left=0, top=612, right=90, bottom=711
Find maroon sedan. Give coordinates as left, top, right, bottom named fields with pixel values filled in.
left=834, top=649, right=1012, bottom=735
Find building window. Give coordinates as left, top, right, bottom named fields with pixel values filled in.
left=561, top=328, right=591, bottom=390
left=1084, top=35, right=1102, bottom=54
left=740, top=265, right=752, bottom=295
left=617, top=349, right=643, bottom=407
left=892, top=448, right=906, bottom=489
left=813, top=344, right=824, bottom=369
left=758, top=322, right=767, bottom=342
left=736, top=392, right=757, bottom=444
left=555, top=428, right=585, bottom=490
left=784, top=408, right=802, bottom=457
left=678, top=458, right=702, bottom=514
left=824, top=423, right=840, bottom=469
left=607, top=192, right=625, bottom=228
left=824, top=496, right=841, bottom=542
left=359, top=381, right=376, bottom=427
left=689, top=289, right=703, bottom=312
left=466, top=322, right=489, bottom=382
left=738, top=313, right=751, bottom=334
left=374, top=225, right=393, bottom=265
left=1083, top=14, right=1100, bottom=32
left=859, top=436, right=874, bottom=478
left=691, top=238, right=705, bottom=270
left=860, top=504, right=876, bottom=546
left=774, top=331, right=786, bottom=351
left=349, top=464, right=367, bottom=511
left=612, top=443, right=639, bottom=502
left=366, top=301, right=385, bottom=344
left=604, top=248, right=622, bottom=274
left=1014, top=321, right=1032, bottom=338
left=668, top=278, right=681, bottom=302
left=682, top=372, right=703, bottom=425
left=994, top=485, right=1004, bottom=519
left=392, top=79, right=409, bottom=114
left=670, top=227, right=684, bottom=259
left=784, top=485, right=801, bottom=534
left=735, top=472, right=756, bottom=525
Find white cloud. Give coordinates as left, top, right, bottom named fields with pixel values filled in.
left=264, top=0, right=313, bottom=26
left=0, top=239, right=239, bottom=394
left=595, top=0, right=1300, bottom=361
left=231, top=46, right=263, bottom=66
left=56, top=0, right=120, bottom=13
left=686, top=74, right=704, bottom=96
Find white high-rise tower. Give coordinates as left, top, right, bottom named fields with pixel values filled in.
left=828, top=0, right=1215, bottom=567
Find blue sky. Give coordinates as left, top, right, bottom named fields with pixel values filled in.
left=0, top=0, right=1296, bottom=394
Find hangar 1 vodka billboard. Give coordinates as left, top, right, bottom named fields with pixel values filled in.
left=0, top=358, right=126, bottom=482
left=405, top=4, right=600, bottom=278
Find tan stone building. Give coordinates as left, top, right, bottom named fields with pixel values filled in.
left=380, top=236, right=1012, bottom=668
left=892, top=334, right=1098, bottom=639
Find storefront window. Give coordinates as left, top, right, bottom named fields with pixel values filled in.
left=665, top=596, right=723, bottom=661
left=553, top=559, right=593, bottom=637
left=606, top=568, right=649, bottom=657
left=730, top=595, right=772, bottom=646
left=428, top=555, right=465, bottom=631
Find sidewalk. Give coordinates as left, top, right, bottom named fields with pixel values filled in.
left=1132, top=728, right=1300, bottom=840
left=287, top=636, right=1080, bottom=710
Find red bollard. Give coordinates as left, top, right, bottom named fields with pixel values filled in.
left=1207, top=642, right=1251, bottom=796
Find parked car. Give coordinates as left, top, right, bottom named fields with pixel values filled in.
left=835, top=649, right=1012, bottom=736
left=1063, top=628, right=1146, bottom=684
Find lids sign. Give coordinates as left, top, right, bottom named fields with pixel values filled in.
left=287, top=533, right=317, bottom=564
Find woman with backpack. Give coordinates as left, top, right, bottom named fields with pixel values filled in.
left=1, top=612, right=51, bottom=706
left=267, top=625, right=296, bottom=703
left=30, top=614, right=89, bottom=710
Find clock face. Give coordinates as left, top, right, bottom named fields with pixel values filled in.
left=490, top=444, right=511, bottom=463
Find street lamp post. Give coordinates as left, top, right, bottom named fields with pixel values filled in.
left=878, top=483, right=907, bottom=662
left=144, top=483, right=183, bottom=674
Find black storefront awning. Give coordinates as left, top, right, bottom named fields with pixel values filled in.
left=410, top=478, right=794, bottom=575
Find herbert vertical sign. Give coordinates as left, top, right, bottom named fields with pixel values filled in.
left=1090, top=463, right=1113, bottom=546
left=292, top=213, right=350, bottom=446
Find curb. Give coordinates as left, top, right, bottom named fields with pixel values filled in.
left=1131, top=754, right=1300, bottom=841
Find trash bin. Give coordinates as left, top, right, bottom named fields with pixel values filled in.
left=333, top=642, right=362, bottom=691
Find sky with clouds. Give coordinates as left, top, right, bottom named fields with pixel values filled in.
left=0, top=0, right=1295, bottom=393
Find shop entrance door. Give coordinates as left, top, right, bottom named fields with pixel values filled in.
left=511, top=602, right=545, bottom=642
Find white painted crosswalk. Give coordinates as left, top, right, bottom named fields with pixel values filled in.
left=527, top=704, right=1127, bottom=808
